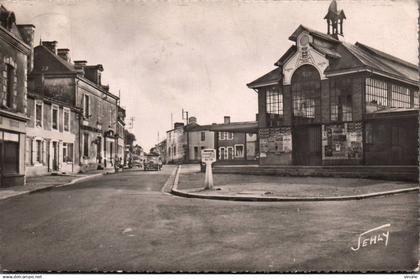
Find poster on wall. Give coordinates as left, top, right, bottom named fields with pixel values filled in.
left=322, top=123, right=363, bottom=160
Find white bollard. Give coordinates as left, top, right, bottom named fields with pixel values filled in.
left=204, top=162, right=213, bottom=190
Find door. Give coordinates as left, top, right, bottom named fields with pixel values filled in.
left=293, top=126, right=322, bottom=165
left=52, top=142, right=58, bottom=171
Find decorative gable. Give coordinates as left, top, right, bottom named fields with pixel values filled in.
left=282, top=32, right=330, bottom=85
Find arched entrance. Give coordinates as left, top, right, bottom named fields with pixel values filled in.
left=291, top=64, right=322, bottom=165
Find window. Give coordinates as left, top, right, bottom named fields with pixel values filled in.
left=219, top=132, right=233, bottom=140
left=63, top=143, right=73, bottom=162
left=52, top=105, right=58, bottom=130
left=219, top=147, right=226, bottom=160
left=83, top=133, right=89, bottom=157
left=173, top=146, right=176, bottom=156
left=35, top=102, right=43, bottom=127
left=35, top=140, right=42, bottom=163
left=266, top=87, right=283, bottom=115
left=330, top=79, right=352, bottom=122
left=391, top=85, right=410, bottom=108
left=234, top=144, right=244, bottom=158
left=366, top=78, right=388, bottom=110
left=25, top=137, right=32, bottom=165
left=83, top=94, right=90, bottom=118
left=63, top=108, right=70, bottom=132
left=414, top=91, right=419, bottom=108
left=292, top=65, right=321, bottom=123
left=201, top=132, right=205, bottom=141
left=5, top=64, right=14, bottom=108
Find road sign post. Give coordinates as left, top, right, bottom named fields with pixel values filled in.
left=201, top=149, right=216, bottom=190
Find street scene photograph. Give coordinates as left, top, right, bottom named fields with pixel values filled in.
left=0, top=0, right=418, bottom=275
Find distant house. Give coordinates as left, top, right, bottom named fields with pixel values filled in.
left=0, top=5, right=34, bottom=186
left=211, top=116, right=258, bottom=164
left=184, top=117, right=215, bottom=163
left=166, top=122, right=186, bottom=164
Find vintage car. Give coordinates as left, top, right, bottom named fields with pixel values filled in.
left=144, top=155, right=161, bottom=171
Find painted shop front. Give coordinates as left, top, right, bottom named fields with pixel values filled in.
left=248, top=1, right=419, bottom=168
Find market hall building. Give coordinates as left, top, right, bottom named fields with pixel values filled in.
left=247, top=1, right=419, bottom=177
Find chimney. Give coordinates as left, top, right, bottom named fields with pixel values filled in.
left=188, top=116, right=197, bottom=124
left=74, top=60, right=87, bottom=69
left=17, top=24, right=35, bottom=72
left=84, top=64, right=104, bottom=86
left=57, top=48, right=70, bottom=62
left=42, top=41, right=57, bottom=54
left=224, top=116, right=231, bottom=124
left=174, top=122, right=184, bottom=129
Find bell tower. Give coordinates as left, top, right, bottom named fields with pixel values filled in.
left=324, top=0, right=346, bottom=39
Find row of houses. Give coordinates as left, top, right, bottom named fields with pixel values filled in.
left=0, top=5, right=125, bottom=187
left=165, top=116, right=258, bottom=165
left=164, top=0, right=419, bottom=172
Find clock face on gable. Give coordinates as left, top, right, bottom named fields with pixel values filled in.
left=299, top=34, right=310, bottom=47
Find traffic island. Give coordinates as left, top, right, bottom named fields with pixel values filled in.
left=171, top=165, right=419, bottom=201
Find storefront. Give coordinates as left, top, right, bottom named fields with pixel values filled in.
left=0, top=114, right=26, bottom=187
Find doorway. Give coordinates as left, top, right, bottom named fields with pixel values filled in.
left=293, top=125, right=322, bottom=165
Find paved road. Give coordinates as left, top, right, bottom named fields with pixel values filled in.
left=0, top=165, right=417, bottom=272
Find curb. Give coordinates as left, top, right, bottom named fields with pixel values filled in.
left=0, top=172, right=105, bottom=201
left=170, top=166, right=419, bottom=202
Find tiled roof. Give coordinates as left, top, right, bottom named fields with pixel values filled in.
left=33, top=45, right=81, bottom=74
left=249, top=25, right=419, bottom=90
left=247, top=67, right=282, bottom=89
left=210, top=121, right=258, bottom=132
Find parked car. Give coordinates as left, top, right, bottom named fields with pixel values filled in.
left=144, top=155, right=161, bottom=171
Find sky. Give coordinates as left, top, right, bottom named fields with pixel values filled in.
left=5, top=0, right=418, bottom=151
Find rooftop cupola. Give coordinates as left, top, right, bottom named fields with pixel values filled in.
left=324, top=0, right=346, bottom=39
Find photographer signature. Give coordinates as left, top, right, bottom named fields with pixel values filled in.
left=351, top=223, right=390, bottom=251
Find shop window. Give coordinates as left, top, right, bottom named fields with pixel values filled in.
left=35, top=102, right=43, bottom=127
left=292, top=65, right=321, bottom=124
left=201, top=132, right=205, bottom=141
left=5, top=64, right=14, bottom=108
left=4, top=141, right=19, bottom=174
left=391, top=85, right=410, bottom=108
left=234, top=144, right=244, bottom=158
left=366, top=78, right=388, bottom=111
left=63, top=108, right=70, bottom=132
left=266, top=87, right=283, bottom=115
left=330, top=79, right=352, bottom=122
left=63, top=143, right=73, bottom=162
left=52, top=105, right=58, bottom=130
left=83, top=133, right=89, bottom=157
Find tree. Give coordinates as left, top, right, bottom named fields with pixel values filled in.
left=124, top=129, right=136, bottom=148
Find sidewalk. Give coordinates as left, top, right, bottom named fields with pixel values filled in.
left=172, top=165, right=419, bottom=201
left=0, top=170, right=107, bottom=201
